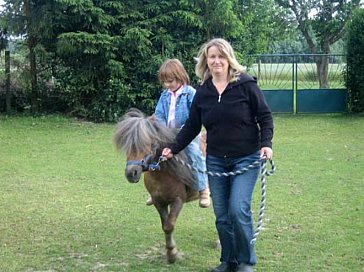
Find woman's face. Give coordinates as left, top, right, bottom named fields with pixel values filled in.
left=206, top=45, right=229, bottom=78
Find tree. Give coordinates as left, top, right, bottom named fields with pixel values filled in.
left=1, top=0, right=56, bottom=111
left=1, top=0, right=290, bottom=120
left=346, top=8, right=364, bottom=112
left=237, top=0, right=288, bottom=53
left=0, top=27, right=8, bottom=53
left=54, top=0, right=131, bottom=121
left=23, top=0, right=38, bottom=110
left=276, top=0, right=361, bottom=88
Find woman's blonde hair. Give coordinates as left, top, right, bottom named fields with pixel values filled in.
left=195, top=38, right=246, bottom=84
left=158, top=59, right=190, bottom=85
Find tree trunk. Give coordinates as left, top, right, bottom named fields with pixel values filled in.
left=316, top=55, right=329, bottom=89
left=24, top=0, right=38, bottom=112
left=5, top=50, right=11, bottom=113
left=317, top=43, right=331, bottom=89
left=29, top=41, right=38, bottom=110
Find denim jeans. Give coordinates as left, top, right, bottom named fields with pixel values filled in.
left=206, top=151, right=261, bottom=266
left=185, top=136, right=208, bottom=191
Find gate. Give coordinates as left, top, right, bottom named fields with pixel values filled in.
left=248, top=54, right=347, bottom=113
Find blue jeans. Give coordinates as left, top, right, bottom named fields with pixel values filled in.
left=206, top=152, right=261, bottom=266
left=185, top=136, right=208, bottom=191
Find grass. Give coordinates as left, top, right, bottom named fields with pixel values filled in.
left=0, top=114, right=363, bottom=271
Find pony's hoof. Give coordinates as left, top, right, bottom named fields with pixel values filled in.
left=214, top=239, right=221, bottom=250
left=166, top=247, right=183, bottom=263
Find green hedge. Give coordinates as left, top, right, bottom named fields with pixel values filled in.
left=346, top=9, right=364, bottom=113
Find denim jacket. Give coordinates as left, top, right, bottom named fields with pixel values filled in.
left=154, top=85, right=196, bottom=128
left=155, top=84, right=208, bottom=190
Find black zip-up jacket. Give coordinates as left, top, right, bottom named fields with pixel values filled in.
left=169, top=74, right=274, bottom=158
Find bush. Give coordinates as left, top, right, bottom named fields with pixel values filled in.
left=89, top=79, right=135, bottom=122
left=346, top=9, right=364, bottom=113
left=52, top=65, right=136, bottom=122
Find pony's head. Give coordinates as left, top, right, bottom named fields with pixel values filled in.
left=114, top=108, right=195, bottom=187
left=114, top=108, right=178, bottom=183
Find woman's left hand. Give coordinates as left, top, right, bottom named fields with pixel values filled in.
left=162, top=148, right=174, bottom=159
left=260, top=147, right=273, bottom=160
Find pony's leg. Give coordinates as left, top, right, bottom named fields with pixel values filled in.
left=153, top=202, right=176, bottom=262
left=154, top=199, right=183, bottom=263
left=165, top=198, right=184, bottom=263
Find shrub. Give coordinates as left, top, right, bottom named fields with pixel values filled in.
left=346, top=9, right=364, bottom=113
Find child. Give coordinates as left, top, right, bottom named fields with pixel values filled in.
left=146, top=58, right=210, bottom=208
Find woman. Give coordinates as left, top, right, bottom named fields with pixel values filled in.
left=162, top=38, right=274, bottom=272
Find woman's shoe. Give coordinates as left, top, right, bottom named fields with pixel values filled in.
left=199, top=188, right=211, bottom=208
left=211, top=262, right=232, bottom=272
left=235, top=263, right=254, bottom=272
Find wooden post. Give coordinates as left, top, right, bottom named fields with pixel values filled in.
left=5, top=50, right=11, bottom=113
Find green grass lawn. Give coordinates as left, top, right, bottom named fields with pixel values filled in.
left=0, top=114, right=363, bottom=271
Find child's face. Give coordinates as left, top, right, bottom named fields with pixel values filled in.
left=163, top=78, right=181, bottom=92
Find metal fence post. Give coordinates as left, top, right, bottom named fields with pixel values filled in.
left=293, top=54, right=296, bottom=114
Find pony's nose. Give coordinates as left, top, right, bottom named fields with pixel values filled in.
left=125, top=166, right=141, bottom=183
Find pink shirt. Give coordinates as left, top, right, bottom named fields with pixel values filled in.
left=167, top=86, right=183, bottom=128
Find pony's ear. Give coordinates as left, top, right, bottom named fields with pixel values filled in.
left=151, top=142, right=162, bottom=158
left=123, top=108, right=144, bottom=119
left=148, top=114, right=156, bottom=122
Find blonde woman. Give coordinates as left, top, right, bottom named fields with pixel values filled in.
left=162, top=39, right=274, bottom=272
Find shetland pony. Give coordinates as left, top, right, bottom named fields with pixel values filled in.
left=114, top=108, right=200, bottom=263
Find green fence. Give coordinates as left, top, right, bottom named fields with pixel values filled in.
left=248, top=54, right=347, bottom=113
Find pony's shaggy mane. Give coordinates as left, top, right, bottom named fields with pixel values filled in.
left=114, top=108, right=195, bottom=187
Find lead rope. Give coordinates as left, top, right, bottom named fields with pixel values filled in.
left=251, top=157, right=275, bottom=244
left=159, top=155, right=276, bottom=244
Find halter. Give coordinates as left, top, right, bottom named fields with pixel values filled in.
left=126, top=154, right=167, bottom=171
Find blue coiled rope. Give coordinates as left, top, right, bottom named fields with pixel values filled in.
left=162, top=155, right=276, bottom=244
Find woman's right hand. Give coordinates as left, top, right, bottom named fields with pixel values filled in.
left=162, top=148, right=174, bottom=159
